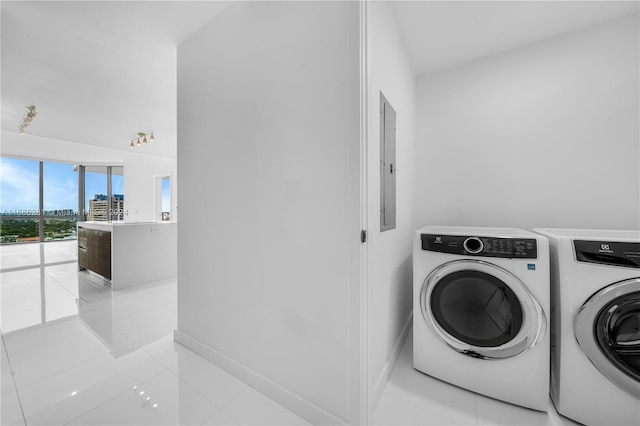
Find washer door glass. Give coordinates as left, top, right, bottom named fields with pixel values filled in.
left=430, top=270, right=524, bottom=347
left=596, top=293, right=640, bottom=381
left=421, top=260, right=546, bottom=359
left=575, top=278, right=640, bottom=398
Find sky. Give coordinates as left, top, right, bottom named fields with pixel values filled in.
left=161, top=177, right=170, bottom=212
left=0, top=157, right=125, bottom=213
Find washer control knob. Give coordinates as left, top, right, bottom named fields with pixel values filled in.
left=463, top=237, right=484, bottom=254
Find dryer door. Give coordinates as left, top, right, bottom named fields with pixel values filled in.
left=420, top=259, right=546, bottom=359
left=575, top=278, right=640, bottom=398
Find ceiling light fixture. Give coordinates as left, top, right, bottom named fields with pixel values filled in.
left=129, top=131, right=155, bottom=149
left=18, top=105, right=38, bottom=135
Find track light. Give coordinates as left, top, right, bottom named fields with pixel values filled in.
left=18, top=106, right=38, bottom=135
left=129, top=131, right=155, bottom=148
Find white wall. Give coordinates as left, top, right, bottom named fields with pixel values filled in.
left=416, top=13, right=640, bottom=231
left=365, top=0, right=418, bottom=414
left=1, top=130, right=178, bottom=223
left=176, top=2, right=361, bottom=424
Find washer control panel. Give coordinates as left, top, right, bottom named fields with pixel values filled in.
left=574, top=240, right=640, bottom=269
left=421, top=234, right=538, bottom=259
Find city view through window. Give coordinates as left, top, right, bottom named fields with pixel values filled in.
left=0, top=157, right=124, bottom=244
left=162, top=176, right=171, bottom=221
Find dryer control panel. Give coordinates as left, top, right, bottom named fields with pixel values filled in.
left=574, top=240, right=640, bottom=269
left=421, top=234, right=538, bottom=259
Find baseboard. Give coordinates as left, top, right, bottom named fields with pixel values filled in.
left=369, top=312, right=413, bottom=417
left=173, top=329, right=347, bottom=425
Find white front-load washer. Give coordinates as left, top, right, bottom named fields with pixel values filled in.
left=413, top=226, right=550, bottom=411
left=533, top=228, right=640, bottom=426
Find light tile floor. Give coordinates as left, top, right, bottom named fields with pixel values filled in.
left=1, top=241, right=583, bottom=425
left=1, top=241, right=310, bottom=425
left=1, top=241, right=79, bottom=333
left=372, top=331, right=582, bottom=426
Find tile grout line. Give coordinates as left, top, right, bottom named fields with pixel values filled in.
left=1, top=316, right=87, bottom=350
left=198, top=407, right=226, bottom=426
left=1, top=259, right=77, bottom=274
left=44, top=264, right=81, bottom=300
left=163, top=366, right=230, bottom=413
left=155, top=349, right=248, bottom=426
left=1, top=333, right=27, bottom=426
left=216, top=386, right=252, bottom=426
left=162, top=343, right=265, bottom=412
left=14, top=350, right=110, bottom=396
left=203, top=407, right=244, bottom=426
left=19, top=344, right=173, bottom=424
left=8, top=331, right=111, bottom=392
left=139, top=338, right=187, bottom=368
left=60, top=367, right=170, bottom=426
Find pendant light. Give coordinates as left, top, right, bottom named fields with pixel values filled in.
left=18, top=105, right=38, bottom=135
left=129, top=131, right=155, bottom=148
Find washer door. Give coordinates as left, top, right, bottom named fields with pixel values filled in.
left=420, top=260, right=546, bottom=359
left=575, top=278, right=640, bottom=398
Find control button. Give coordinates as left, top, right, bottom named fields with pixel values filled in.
left=463, top=237, right=484, bottom=254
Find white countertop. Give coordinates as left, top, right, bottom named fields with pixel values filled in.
left=78, top=221, right=176, bottom=231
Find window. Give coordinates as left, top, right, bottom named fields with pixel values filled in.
left=161, top=176, right=171, bottom=221
left=155, top=174, right=171, bottom=222
left=0, top=157, right=42, bottom=243
left=43, top=161, right=79, bottom=241
left=0, top=156, right=124, bottom=244
left=111, top=166, right=125, bottom=221
left=85, top=166, right=108, bottom=221
left=83, top=166, right=124, bottom=222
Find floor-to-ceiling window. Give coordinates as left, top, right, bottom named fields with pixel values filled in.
left=0, top=157, right=40, bottom=243
left=84, top=166, right=108, bottom=221
left=111, top=166, right=125, bottom=221
left=43, top=161, right=79, bottom=241
left=0, top=157, right=125, bottom=243
left=83, top=165, right=125, bottom=222
left=0, top=157, right=79, bottom=244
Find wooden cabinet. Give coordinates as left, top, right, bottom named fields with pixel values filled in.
left=78, top=222, right=176, bottom=290
left=78, top=227, right=111, bottom=280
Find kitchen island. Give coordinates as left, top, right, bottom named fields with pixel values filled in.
left=77, top=221, right=177, bottom=290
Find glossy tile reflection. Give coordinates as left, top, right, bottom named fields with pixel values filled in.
left=67, top=370, right=219, bottom=425
left=1, top=241, right=79, bottom=333
left=372, top=332, right=583, bottom=426
left=1, top=241, right=584, bottom=425
left=0, top=240, right=310, bottom=425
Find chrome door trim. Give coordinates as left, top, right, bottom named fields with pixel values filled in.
left=420, top=259, right=547, bottom=360
left=575, top=277, right=640, bottom=398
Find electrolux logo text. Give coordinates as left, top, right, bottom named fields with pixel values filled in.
left=599, top=243, right=613, bottom=254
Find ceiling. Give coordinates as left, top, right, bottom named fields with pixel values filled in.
left=389, top=1, right=640, bottom=77
left=1, top=1, right=231, bottom=159
left=2, top=1, right=638, bottom=160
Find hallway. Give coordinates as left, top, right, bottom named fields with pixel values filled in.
left=0, top=241, right=309, bottom=425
